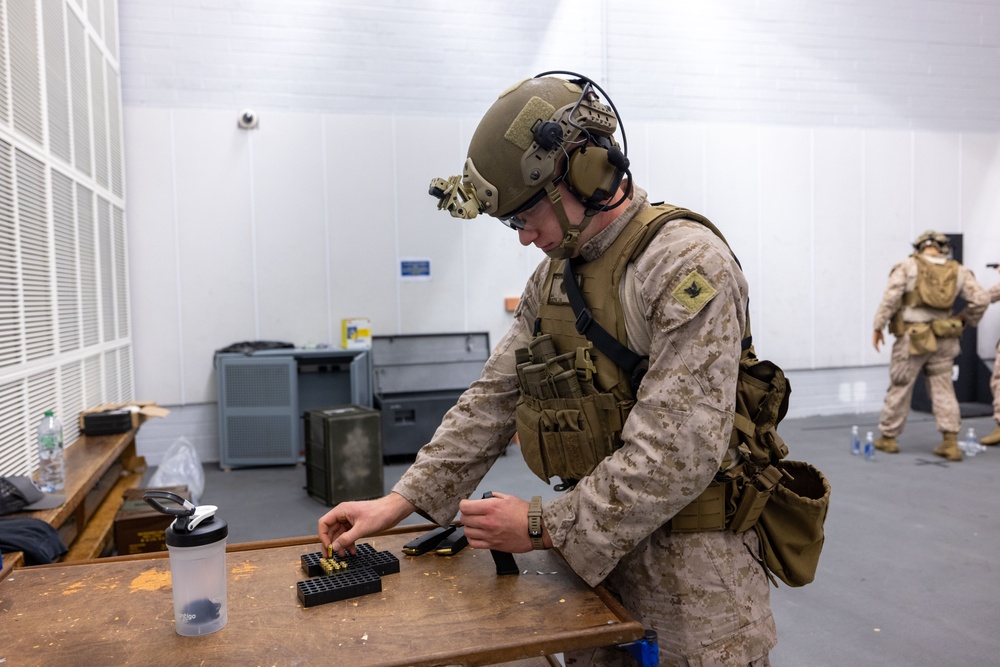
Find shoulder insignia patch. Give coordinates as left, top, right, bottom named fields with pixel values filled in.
left=672, top=270, right=718, bottom=314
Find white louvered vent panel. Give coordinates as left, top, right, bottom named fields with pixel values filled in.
left=27, top=367, right=57, bottom=428
left=118, top=346, right=133, bottom=401
left=113, top=205, right=127, bottom=338
left=43, top=0, right=71, bottom=163
left=78, top=184, right=98, bottom=345
left=83, top=353, right=102, bottom=408
left=60, top=359, right=83, bottom=444
left=15, top=150, right=54, bottom=362
left=0, top=140, right=19, bottom=370
left=103, top=0, right=118, bottom=60
left=0, top=0, right=11, bottom=125
left=106, top=64, right=122, bottom=197
left=9, top=0, right=44, bottom=145
left=0, top=378, right=29, bottom=475
left=53, top=169, right=80, bottom=352
left=67, top=11, right=91, bottom=176
left=87, top=0, right=102, bottom=39
left=103, top=348, right=120, bottom=402
left=98, top=197, right=113, bottom=342
left=89, top=39, right=108, bottom=189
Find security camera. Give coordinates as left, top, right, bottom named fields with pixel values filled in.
left=238, top=109, right=258, bottom=129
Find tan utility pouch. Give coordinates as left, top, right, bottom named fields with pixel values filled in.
left=907, top=322, right=937, bottom=355
left=753, top=460, right=831, bottom=587
left=515, top=393, right=625, bottom=484
left=930, top=317, right=963, bottom=339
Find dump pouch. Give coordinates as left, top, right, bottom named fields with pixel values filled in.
left=930, top=317, right=963, bottom=339
left=752, top=460, right=831, bottom=587
left=906, top=322, right=937, bottom=355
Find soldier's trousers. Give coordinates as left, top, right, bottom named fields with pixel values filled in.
left=992, top=338, right=1000, bottom=422
left=878, top=333, right=961, bottom=437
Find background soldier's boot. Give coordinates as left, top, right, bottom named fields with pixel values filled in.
left=980, top=423, right=1000, bottom=446
left=933, top=432, right=962, bottom=461
left=874, top=435, right=899, bottom=453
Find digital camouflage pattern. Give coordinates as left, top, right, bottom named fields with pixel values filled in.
left=990, top=283, right=1000, bottom=423
left=392, top=187, right=776, bottom=664
left=873, top=254, right=989, bottom=437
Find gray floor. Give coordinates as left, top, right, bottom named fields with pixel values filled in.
left=156, top=410, right=1000, bottom=666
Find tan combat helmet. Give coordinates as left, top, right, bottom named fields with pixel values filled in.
left=912, top=230, right=951, bottom=254
left=429, top=73, right=631, bottom=258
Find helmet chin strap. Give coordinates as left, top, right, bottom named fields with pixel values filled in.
left=542, top=182, right=597, bottom=260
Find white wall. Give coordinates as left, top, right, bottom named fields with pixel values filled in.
left=118, top=0, right=1000, bottom=463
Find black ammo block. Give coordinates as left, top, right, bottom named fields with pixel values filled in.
left=296, top=566, right=382, bottom=608
left=301, top=542, right=400, bottom=577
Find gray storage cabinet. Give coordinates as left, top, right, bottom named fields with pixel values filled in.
left=216, top=348, right=372, bottom=469
left=304, top=405, right=383, bottom=506
left=373, top=332, right=490, bottom=458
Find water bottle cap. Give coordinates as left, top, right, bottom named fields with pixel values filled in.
left=44, top=410, right=53, bottom=417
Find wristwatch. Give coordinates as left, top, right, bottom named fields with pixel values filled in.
left=528, top=495, right=544, bottom=550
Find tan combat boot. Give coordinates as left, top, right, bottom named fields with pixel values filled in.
left=980, top=423, right=1000, bottom=446
left=933, top=432, right=962, bottom=461
left=874, top=435, right=899, bottom=453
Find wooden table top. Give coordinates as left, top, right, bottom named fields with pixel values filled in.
left=0, top=527, right=644, bottom=666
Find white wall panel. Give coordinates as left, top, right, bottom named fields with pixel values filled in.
left=813, top=128, right=865, bottom=369
left=863, top=130, right=913, bottom=366
left=250, top=112, right=327, bottom=344
left=704, top=124, right=761, bottom=339
left=961, top=133, right=1000, bottom=359
left=323, top=114, right=398, bottom=341
left=172, top=109, right=254, bottom=403
left=645, top=121, right=706, bottom=214
left=913, top=131, right=962, bottom=235
left=758, top=127, right=812, bottom=368
left=395, top=116, right=468, bottom=334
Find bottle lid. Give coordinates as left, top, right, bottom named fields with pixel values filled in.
left=143, top=490, right=228, bottom=547
left=44, top=410, right=53, bottom=417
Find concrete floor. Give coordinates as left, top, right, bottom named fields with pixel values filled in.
left=180, top=409, right=1000, bottom=666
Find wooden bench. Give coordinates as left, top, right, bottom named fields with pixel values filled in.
left=1, top=427, right=146, bottom=578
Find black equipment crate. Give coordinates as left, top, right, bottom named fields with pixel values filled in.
left=303, top=404, right=383, bottom=506
left=373, top=332, right=490, bottom=458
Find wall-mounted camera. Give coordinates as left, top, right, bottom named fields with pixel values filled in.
left=238, top=109, right=259, bottom=130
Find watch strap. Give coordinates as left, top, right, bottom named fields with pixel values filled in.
left=528, top=495, right=544, bottom=550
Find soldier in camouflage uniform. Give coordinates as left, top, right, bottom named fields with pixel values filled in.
left=981, top=267, right=1000, bottom=446
left=319, top=74, right=776, bottom=665
left=872, top=232, right=989, bottom=459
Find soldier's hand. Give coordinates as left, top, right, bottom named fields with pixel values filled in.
left=873, top=329, right=884, bottom=352
left=318, top=492, right=415, bottom=556
left=459, top=491, right=535, bottom=553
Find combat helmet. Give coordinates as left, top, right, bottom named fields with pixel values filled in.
left=429, top=72, right=631, bottom=258
left=912, top=230, right=951, bottom=254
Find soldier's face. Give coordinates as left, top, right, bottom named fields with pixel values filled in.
left=514, top=183, right=594, bottom=258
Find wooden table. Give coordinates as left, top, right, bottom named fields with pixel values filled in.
left=0, top=526, right=645, bottom=666
left=2, top=427, right=147, bottom=570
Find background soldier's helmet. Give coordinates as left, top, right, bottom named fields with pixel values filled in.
left=913, top=230, right=951, bottom=253
left=465, top=77, right=607, bottom=219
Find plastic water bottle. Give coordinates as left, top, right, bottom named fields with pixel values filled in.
left=850, top=425, right=861, bottom=455
left=863, top=431, right=876, bottom=461
left=963, top=427, right=983, bottom=457
left=36, top=410, right=65, bottom=492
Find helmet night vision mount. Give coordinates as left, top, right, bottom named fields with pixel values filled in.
left=429, top=71, right=632, bottom=257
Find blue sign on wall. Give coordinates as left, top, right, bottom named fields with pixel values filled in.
left=400, top=258, right=431, bottom=280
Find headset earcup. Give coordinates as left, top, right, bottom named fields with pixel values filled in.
left=566, top=147, right=621, bottom=207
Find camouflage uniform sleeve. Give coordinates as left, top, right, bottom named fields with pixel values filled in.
left=956, top=266, right=989, bottom=326
left=872, top=260, right=910, bottom=332
left=542, top=220, right=747, bottom=587
left=389, top=260, right=548, bottom=525
left=992, top=282, right=1000, bottom=304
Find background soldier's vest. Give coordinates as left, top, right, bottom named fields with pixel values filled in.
left=907, top=254, right=960, bottom=310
